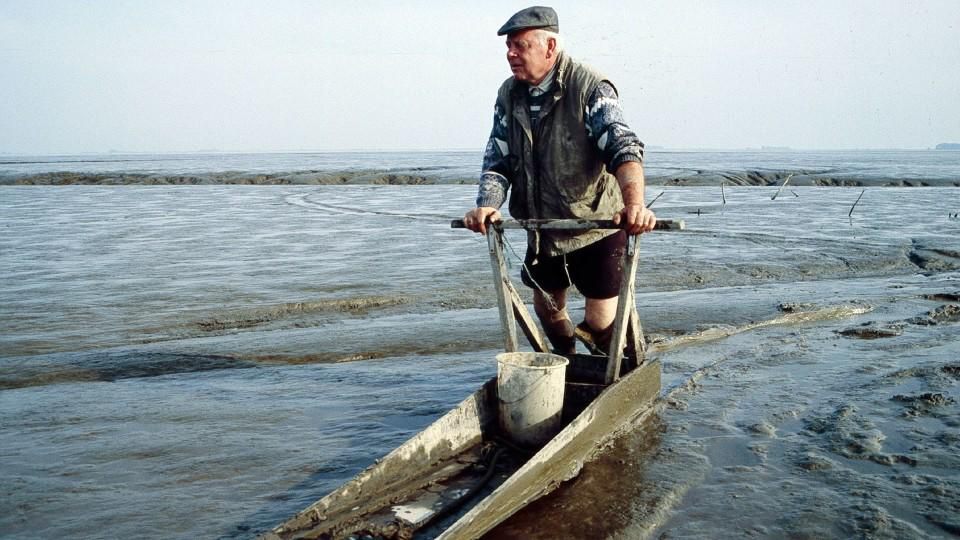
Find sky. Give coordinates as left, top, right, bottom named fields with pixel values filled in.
left=1, top=0, right=958, bottom=154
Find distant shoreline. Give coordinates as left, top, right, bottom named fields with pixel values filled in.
left=2, top=170, right=957, bottom=187
left=2, top=149, right=957, bottom=187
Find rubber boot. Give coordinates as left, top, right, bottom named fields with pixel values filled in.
left=591, top=323, right=615, bottom=357
left=542, top=317, right=577, bottom=356
left=577, top=322, right=641, bottom=374
left=574, top=321, right=608, bottom=356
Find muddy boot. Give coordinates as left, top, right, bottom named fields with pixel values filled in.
left=592, top=323, right=615, bottom=357
left=575, top=321, right=614, bottom=356
left=542, top=317, right=577, bottom=356
left=576, top=322, right=641, bottom=374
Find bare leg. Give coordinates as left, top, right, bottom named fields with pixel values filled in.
left=584, top=296, right=617, bottom=332
left=579, top=296, right=618, bottom=355
left=533, top=289, right=576, bottom=354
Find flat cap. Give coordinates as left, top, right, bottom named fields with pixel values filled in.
left=497, top=6, right=559, bottom=36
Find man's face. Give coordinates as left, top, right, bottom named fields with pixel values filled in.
left=505, top=29, right=555, bottom=84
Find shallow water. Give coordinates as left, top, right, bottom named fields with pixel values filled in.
left=1, top=184, right=959, bottom=538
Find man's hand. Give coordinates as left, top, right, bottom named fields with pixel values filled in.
left=613, top=161, right=654, bottom=234
left=613, top=204, right=657, bottom=235
left=463, top=207, right=502, bottom=234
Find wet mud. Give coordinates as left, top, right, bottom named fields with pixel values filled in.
left=838, top=323, right=904, bottom=339
left=921, top=291, right=960, bottom=302
left=840, top=301, right=960, bottom=339
left=909, top=242, right=960, bottom=272
left=0, top=351, right=254, bottom=390
left=1, top=185, right=958, bottom=539
left=491, top=286, right=960, bottom=539
left=192, top=296, right=412, bottom=332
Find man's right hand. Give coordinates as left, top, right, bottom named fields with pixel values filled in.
left=463, top=207, right=501, bottom=235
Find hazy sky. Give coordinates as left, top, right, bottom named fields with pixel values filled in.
left=1, top=0, right=958, bottom=154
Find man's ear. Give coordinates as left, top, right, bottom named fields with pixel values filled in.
left=546, top=37, right=557, bottom=58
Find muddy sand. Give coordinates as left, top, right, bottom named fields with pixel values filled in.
left=0, top=185, right=958, bottom=538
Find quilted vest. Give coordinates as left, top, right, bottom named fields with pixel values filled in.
left=497, top=52, right=623, bottom=257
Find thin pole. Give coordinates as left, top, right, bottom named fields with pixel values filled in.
left=771, top=173, right=795, bottom=201
left=849, top=189, right=866, bottom=217
left=647, top=191, right=664, bottom=209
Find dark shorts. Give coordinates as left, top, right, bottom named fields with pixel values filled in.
left=520, top=231, right=626, bottom=299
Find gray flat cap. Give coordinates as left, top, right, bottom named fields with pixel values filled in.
left=497, top=6, right=559, bottom=36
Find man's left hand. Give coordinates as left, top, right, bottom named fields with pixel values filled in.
left=613, top=204, right=657, bottom=235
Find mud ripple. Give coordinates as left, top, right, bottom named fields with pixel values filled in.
left=193, top=296, right=411, bottom=332
left=907, top=303, right=960, bottom=326
left=653, top=303, right=873, bottom=352
left=840, top=301, right=960, bottom=339
left=838, top=323, right=904, bottom=339
left=892, top=392, right=956, bottom=418
left=909, top=241, right=960, bottom=272
left=796, top=452, right=835, bottom=471
left=777, top=302, right=816, bottom=313
left=0, top=352, right=253, bottom=390
left=239, top=337, right=495, bottom=367
left=743, top=421, right=777, bottom=437
left=881, top=363, right=960, bottom=388
left=890, top=475, right=960, bottom=535
left=921, top=291, right=960, bottom=303
left=801, top=404, right=916, bottom=466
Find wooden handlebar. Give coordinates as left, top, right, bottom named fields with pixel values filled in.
left=450, top=218, right=685, bottom=231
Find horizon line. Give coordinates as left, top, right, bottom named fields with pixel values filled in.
left=0, top=146, right=953, bottom=157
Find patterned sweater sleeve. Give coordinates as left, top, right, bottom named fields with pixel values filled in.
left=476, top=101, right=511, bottom=209
left=585, top=81, right=644, bottom=171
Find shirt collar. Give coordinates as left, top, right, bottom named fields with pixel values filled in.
left=528, top=62, right=558, bottom=96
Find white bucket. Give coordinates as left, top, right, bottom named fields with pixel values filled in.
left=496, top=352, right=569, bottom=447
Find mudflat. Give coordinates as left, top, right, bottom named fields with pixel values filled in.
left=0, top=180, right=957, bottom=538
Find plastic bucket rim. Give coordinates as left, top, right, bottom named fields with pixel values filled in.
left=495, top=351, right=569, bottom=370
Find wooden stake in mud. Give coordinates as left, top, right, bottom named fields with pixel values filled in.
left=849, top=189, right=866, bottom=217
left=647, top=191, right=664, bottom=209
left=771, top=173, right=795, bottom=201
left=721, top=182, right=727, bottom=205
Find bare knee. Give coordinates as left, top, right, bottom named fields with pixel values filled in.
left=533, top=289, right=567, bottom=320
left=584, top=296, right=617, bottom=331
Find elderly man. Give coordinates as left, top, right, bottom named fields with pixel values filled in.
left=463, top=6, right=656, bottom=355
